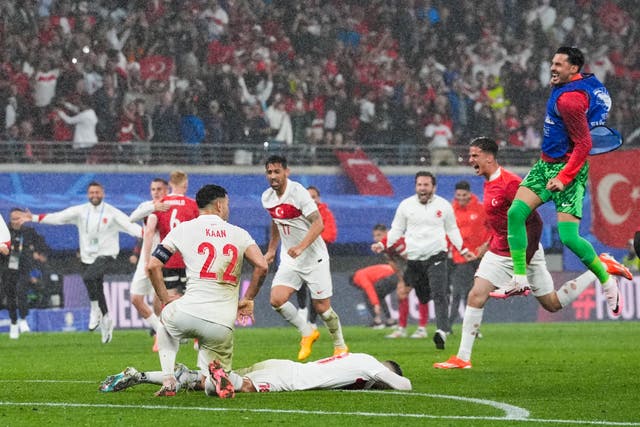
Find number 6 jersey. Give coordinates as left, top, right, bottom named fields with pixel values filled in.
left=160, top=214, right=256, bottom=328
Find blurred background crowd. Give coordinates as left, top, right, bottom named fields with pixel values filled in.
left=1, top=0, right=639, bottom=166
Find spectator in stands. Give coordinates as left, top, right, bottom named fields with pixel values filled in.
left=116, top=101, right=137, bottom=163
left=266, top=95, right=293, bottom=151
left=151, top=90, right=180, bottom=163
left=0, top=0, right=639, bottom=166
left=357, top=91, right=376, bottom=146
left=180, top=102, right=205, bottom=165
left=56, top=96, right=98, bottom=163
left=391, top=93, right=419, bottom=166
left=32, top=57, right=60, bottom=111
left=134, top=98, right=153, bottom=165
left=424, top=113, right=455, bottom=166
left=93, top=77, right=121, bottom=145
left=2, top=124, right=22, bottom=163
left=202, top=99, right=227, bottom=164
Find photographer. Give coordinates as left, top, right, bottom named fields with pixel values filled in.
left=1, top=208, right=49, bottom=339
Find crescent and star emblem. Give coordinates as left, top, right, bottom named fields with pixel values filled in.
left=596, top=173, right=635, bottom=225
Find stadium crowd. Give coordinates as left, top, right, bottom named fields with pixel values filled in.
left=1, top=0, right=639, bottom=165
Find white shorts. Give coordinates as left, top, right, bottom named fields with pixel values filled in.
left=130, top=234, right=159, bottom=296
left=130, top=261, right=153, bottom=296
left=161, top=303, right=234, bottom=371
left=475, top=245, right=554, bottom=297
left=272, top=258, right=333, bottom=299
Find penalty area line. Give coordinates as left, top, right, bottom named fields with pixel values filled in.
left=0, top=401, right=639, bottom=425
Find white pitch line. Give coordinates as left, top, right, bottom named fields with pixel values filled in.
left=0, top=399, right=639, bottom=425
left=347, top=390, right=529, bottom=419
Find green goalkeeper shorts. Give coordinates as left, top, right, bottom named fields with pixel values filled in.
left=520, top=159, right=589, bottom=219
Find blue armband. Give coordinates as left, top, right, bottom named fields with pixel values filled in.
left=152, top=244, right=173, bottom=263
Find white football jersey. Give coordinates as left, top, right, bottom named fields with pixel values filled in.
left=160, top=214, right=256, bottom=328
left=261, top=179, right=328, bottom=267
left=243, top=353, right=408, bottom=392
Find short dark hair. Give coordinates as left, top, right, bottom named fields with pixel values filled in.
left=307, top=185, right=319, bottom=196
left=196, top=184, right=228, bottom=209
left=556, top=46, right=585, bottom=71
left=384, top=360, right=403, bottom=377
left=470, top=136, right=499, bottom=157
left=265, top=154, right=287, bottom=170
left=415, top=171, right=436, bottom=186
left=373, top=223, right=387, bottom=232
left=455, top=180, right=470, bottom=191
left=87, top=181, right=103, bottom=190
left=9, top=207, right=25, bottom=214
left=152, top=178, right=168, bottom=186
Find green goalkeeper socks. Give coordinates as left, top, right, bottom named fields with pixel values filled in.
left=557, top=221, right=609, bottom=283
left=507, top=199, right=531, bottom=276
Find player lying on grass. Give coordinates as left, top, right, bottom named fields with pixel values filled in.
left=433, top=137, right=631, bottom=370
left=100, top=352, right=411, bottom=397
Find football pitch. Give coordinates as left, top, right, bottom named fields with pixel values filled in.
left=1, top=322, right=639, bottom=426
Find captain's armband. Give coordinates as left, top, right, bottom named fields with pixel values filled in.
left=152, top=244, right=173, bottom=264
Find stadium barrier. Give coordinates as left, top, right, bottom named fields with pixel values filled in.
left=1, top=140, right=542, bottom=167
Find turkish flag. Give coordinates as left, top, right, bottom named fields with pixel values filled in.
left=335, top=149, right=394, bottom=196
left=139, top=56, right=174, bottom=81
left=589, top=149, right=640, bottom=247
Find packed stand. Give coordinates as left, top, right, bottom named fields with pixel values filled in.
left=1, top=0, right=639, bottom=166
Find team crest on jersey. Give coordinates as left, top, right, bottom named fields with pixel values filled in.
left=267, top=204, right=302, bottom=219
left=593, top=88, right=612, bottom=110
left=103, top=218, right=108, bottom=224
left=436, top=210, right=442, bottom=218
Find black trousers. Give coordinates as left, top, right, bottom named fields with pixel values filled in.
left=1, top=269, right=29, bottom=323
left=404, top=252, right=449, bottom=332
left=82, top=256, right=114, bottom=315
left=448, top=259, right=480, bottom=325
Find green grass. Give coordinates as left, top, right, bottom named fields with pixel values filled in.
left=1, top=322, right=639, bottom=426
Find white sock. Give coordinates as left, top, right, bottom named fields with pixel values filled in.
left=320, top=307, right=346, bottom=348
left=599, top=274, right=615, bottom=289
left=145, top=313, right=161, bottom=332
left=90, top=300, right=100, bottom=311
left=157, top=325, right=180, bottom=376
left=557, top=271, right=598, bottom=308
left=142, top=371, right=164, bottom=384
left=274, top=302, right=313, bottom=336
left=457, top=306, right=484, bottom=362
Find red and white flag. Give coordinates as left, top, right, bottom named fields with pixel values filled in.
left=139, top=55, right=174, bottom=81
left=335, top=149, right=394, bottom=196
left=589, top=149, right=640, bottom=247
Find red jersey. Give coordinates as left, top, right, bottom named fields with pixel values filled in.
left=155, top=194, right=199, bottom=268
left=483, top=168, right=542, bottom=263
left=317, top=202, right=337, bottom=244
left=450, top=194, right=490, bottom=264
